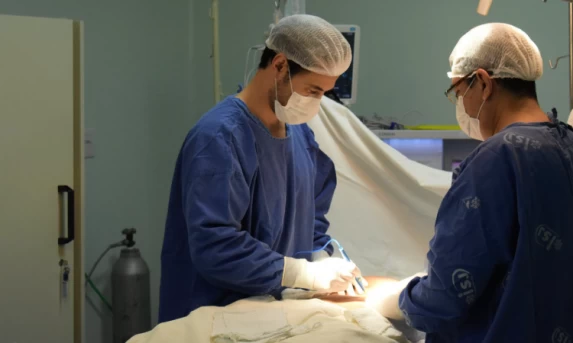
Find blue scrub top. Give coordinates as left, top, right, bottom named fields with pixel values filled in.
left=400, top=120, right=573, bottom=342
left=158, top=96, right=336, bottom=323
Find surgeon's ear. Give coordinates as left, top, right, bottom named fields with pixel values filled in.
left=272, top=53, right=289, bottom=78
left=476, top=69, right=493, bottom=101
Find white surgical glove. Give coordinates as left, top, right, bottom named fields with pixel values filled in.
left=340, top=275, right=369, bottom=296
left=310, top=250, right=368, bottom=296
left=282, top=257, right=361, bottom=293
left=365, top=272, right=427, bottom=320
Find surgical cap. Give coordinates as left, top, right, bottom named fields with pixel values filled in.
left=265, top=14, right=352, bottom=77
left=448, top=23, right=543, bottom=81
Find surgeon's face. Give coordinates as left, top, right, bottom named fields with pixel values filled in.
left=450, top=69, right=497, bottom=138
left=451, top=76, right=480, bottom=119
left=452, top=70, right=494, bottom=115
left=271, top=54, right=338, bottom=108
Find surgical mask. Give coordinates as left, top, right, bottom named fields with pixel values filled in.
left=274, top=73, right=321, bottom=125
left=455, top=80, right=485, bottom=141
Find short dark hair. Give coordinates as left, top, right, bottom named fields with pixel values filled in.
left=258, top=47, right=307, bottom=76
left=495, top=78, right=538, bottom=101
left=467, top=72, right=538, bottom=101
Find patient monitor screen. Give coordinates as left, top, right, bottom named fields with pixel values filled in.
left=333, top=31, right=355, bottom=101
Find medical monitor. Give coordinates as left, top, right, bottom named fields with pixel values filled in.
left=333, top=25, right=360, bottom=106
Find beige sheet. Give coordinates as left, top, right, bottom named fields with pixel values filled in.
left=127, top=277, right=416, bottom=343
left=128, top=297, right=408, bottom=343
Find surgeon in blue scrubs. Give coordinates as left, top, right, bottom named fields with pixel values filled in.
left=367, top=23, right=573, bottom=342
left=159, top=14, right=363, bottom=323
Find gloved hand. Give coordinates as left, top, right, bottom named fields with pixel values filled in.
left=310, top=251, right=367, bottom=295
left=310, top=250, right=368, bottom=295
left=341, top=276, right=369, bottom=296
left=365, top=272, right=427, bottom=319
left=282, top=257, right=361, bottom=293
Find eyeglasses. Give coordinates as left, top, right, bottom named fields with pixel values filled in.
left=444, top=71, right=474, bottom=104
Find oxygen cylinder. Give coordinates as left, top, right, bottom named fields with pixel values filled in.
left=111, top=229, right=151, bottom=343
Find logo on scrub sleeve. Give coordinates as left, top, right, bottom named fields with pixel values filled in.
left=535, top=225, right=563, bottom=252
left=452, top=269, right=476, bottom=305
left=552, top=327, right=572, bottom=343
left=503, top=132, right=541, bottom=150
left=502, top=271, right=510, bottom=289
left=462, top=196, right=481, bottom=210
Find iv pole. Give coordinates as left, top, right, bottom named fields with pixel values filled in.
left=545, top=0, right=573, bottom=111
left=210, top=0, right=222, bottom=103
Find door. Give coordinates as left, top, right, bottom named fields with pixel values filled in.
left=0, top=14, right=83, bottom=343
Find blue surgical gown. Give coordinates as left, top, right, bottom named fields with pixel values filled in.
left=399, top=120, right=573, bottom=342
left=158, top=96, right=336, bottom=323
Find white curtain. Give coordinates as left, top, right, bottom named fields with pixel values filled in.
left=308, top=98, right=453, bottom=278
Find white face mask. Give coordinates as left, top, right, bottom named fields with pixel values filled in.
left=455, top=80, right=486, bottom=141
left=274, top=74, right=321, bottom=125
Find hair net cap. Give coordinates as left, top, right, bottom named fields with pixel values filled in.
left=265, top=14, right=352, bottom=77
left=448, top=23, right=543, bottom=81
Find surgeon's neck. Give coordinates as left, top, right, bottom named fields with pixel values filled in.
left=491, top=97, right=549, bottom=136
left=237, top=71, right=286, bottom=138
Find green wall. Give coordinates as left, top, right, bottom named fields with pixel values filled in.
left=0, top=1, right=190, bottom=342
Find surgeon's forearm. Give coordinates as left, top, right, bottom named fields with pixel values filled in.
left=190, top=233, right=286, bottom=295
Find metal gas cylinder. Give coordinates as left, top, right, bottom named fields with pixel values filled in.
left=111, top=228, right=151, bottom=343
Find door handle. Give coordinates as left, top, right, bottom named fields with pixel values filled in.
left=58, top=185, right=75, bottom=245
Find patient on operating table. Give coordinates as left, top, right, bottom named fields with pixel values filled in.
left=285, top=275, right=399, bottom=308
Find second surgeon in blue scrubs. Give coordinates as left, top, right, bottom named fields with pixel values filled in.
left=159, top=14, right=363, bottom=323
left=366, top=23, right=573, bottom=343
